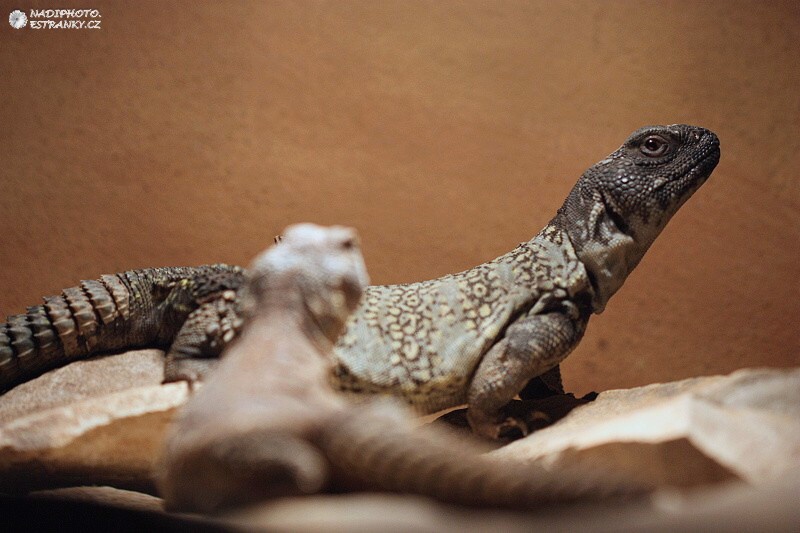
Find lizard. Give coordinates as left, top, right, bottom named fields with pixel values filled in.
left=159, top=223, right=644, bottom=513
left=0, top=124, right=720, bottom=440
left=0, top=265, right=247, bottom=392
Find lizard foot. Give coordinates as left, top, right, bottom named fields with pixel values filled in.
left=466, top=394, right=600, bottom=441
left=163, top=358, right=217, bottom=388
left=467, top=410, right=530, bottom=442
left=495, top=416, right=529, bottom=441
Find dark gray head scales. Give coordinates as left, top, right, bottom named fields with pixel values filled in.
left=556, top=124, right=720, bottom=312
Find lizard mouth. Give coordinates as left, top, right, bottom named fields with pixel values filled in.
left=661, top=144, right=721, bottom=203
left=645, top=138, right=721, bottom=212
left=695, top=144, right=721, bottom=178
left=685, top=133, right=721, bottom=182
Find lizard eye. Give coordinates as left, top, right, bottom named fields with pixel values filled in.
left=640, top=135, right=670, bottom=157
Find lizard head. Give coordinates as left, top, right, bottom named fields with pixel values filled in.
left=245, top=223, right=369, bottom=344
left=559, top=124, right=720, bottom=312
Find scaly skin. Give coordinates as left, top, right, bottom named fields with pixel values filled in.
left=159, top=224, right=644, bottom=513
left=331, top=124, right=720, bottom=438
left=0, top=265, right=245, bottom=392
left=1, top=125, right=720, bottom=441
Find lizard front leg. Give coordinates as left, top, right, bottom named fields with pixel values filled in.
left=467, top=310, right=586, bottom=440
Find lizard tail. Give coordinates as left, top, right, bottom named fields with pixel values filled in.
left=318, top=401, right=647, bottom=509
left=0, top=274, right=133, bottom=392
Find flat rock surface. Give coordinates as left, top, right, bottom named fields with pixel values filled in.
left=0, top=350, right=187, bottom=493
left=224, top=471, right=800, bottom=532
left=10, top=472, right=799, bottom=532
left=492, top=367, right=800, bottom=487
left=0, top=355, right=798, bottom=530
left=0, top=349, right=167, bottom=424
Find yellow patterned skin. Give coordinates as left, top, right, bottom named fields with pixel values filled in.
left=333, top=223, right=589, bottom=413
left=160, top=224, right=644, bottom=513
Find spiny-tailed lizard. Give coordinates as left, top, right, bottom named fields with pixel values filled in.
left=0, top=124, right=720, bottom=439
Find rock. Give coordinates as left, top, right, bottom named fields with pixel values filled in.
left=0, top=349, right=167, bottom=425
left=492, top=367, right=800, bottom=487
left=0, top=354, right=798, bottom=500
left=33, top=485, right=164, bottom=513
left=0, top=350, right=188, bottom=494
left=6, top=487, right=226, bottom=531
left=227, top=470, right=800, bottom=532
left=4, top=471, right=792, bottom=532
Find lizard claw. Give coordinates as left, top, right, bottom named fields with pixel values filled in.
left=495, top=417, right=529, bottom=442
left=163, top=358, right=217, bottom=389
left=468, top=411, right=530, bottom=442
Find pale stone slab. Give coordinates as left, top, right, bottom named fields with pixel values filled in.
left=0, top=350, right=188, bottom=494
left=0, top=349, right=167, bottom=424
left=0, top=351, right=797, bottom=500
left=492, top=367, right=800, bottom=487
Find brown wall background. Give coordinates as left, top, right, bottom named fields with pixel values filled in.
left=1, top=1, right=797, bottom=395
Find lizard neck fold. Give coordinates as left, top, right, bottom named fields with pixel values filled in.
left=555, top=181, right=647, bottom=314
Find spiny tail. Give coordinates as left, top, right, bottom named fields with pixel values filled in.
left=0, top=272, right=141, bottom=392
left=0, top=264, right=231, bottom=393
left=319, top=402, right=648, bottom=509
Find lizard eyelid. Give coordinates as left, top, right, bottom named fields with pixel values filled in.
left=640, top=135, right=670, bottom=157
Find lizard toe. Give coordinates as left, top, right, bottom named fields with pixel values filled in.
left=496, top=416, right=529, bottom=442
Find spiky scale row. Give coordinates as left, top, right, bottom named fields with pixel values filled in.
left=82, top=279, right=117, bottom=325
left=44, top=294, right=84, bottom=358
left=1, top=286, right=105, bottom=387
left=0, top=265, right=247, bottom=393
left=100, top=274, right=130, bottom=319
left=26, top=305, right=61, bottom=364
left=7, top=314, right=34, bottom=360
left=63, top=286, right=100, bottom=350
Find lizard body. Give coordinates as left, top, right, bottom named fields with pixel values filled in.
left=0, top=125, right=720, bottom=439
left=159, top=224, right=642, bottom=513
left=334, top=123, right=720, bottom=437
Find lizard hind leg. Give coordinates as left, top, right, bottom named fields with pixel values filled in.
left=162, top=299, right=242, bottom=384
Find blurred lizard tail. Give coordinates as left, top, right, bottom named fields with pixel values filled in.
left=317, top=400, right=649, bottom=509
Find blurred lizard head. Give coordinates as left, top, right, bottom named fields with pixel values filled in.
left=246, top=223, right=369, bottom=342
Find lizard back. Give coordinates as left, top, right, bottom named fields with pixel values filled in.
left=332, top=223, right=591, bottom=412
